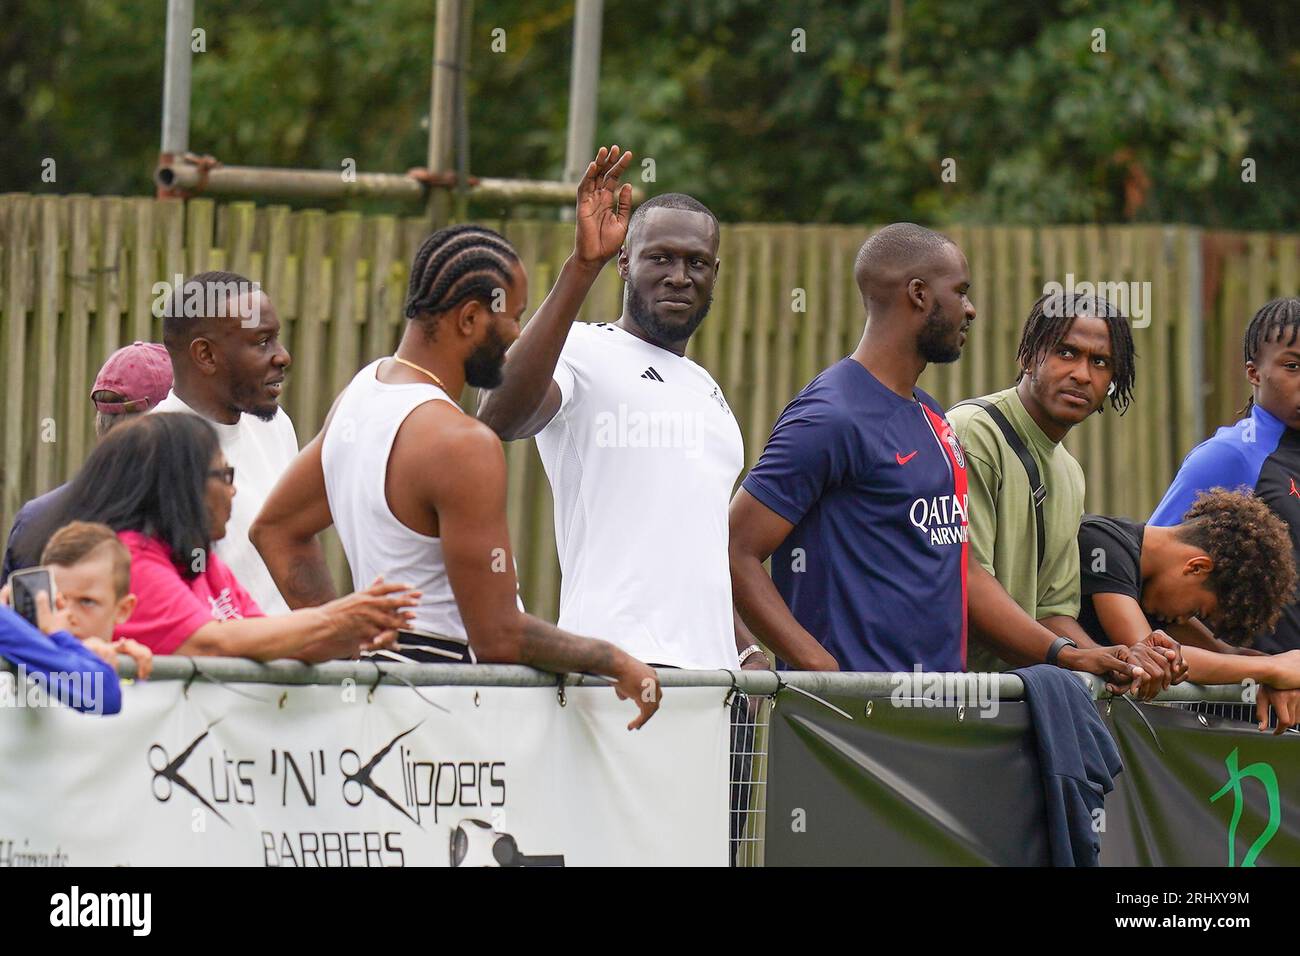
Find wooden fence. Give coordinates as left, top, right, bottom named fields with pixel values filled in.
left=1, top=193, right=1297, bottom=617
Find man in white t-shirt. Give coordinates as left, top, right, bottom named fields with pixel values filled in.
left=479, top=192, right=761, bottom=672
left=156, top=271, right=298, bottom=614
left=251, top=145, right=663, bottom=730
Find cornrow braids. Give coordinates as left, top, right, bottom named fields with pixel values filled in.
left=1240, top=297, right=1300, bottom=416
left=1177, top=488, right=1298, bottom=645
left=404, top=225, right=520, bottom=331
left=1014, top=290, right=1136, bottom=414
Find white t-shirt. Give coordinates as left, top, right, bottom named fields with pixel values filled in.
left=152, top=390, right=300, bottom=615
left=535, top=321, right=744, bottom=669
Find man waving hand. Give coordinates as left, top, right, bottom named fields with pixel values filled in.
left=480, top=149, right=755, bottom=672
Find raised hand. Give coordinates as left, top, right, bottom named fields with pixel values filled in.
left=574, top=145, right=634, bottom=266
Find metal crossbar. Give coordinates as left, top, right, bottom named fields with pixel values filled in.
left=4, top=655, right=1275, bottom=864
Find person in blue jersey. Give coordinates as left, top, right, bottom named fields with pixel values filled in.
left=1152, top=297, right=1300, bottom=657
left=728, top=222, right=1142, bottom=689
left=0, top=594, right=122, bottom=716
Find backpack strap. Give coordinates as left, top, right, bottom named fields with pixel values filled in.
left=952, top=398, right=1047, bottom=573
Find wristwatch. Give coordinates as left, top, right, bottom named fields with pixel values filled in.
left=738, top=644, right=765, bottom=666
left=1045, top=635, right=1077, bottom=667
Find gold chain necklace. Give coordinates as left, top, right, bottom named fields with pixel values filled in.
left=392, top=355, right=450, bottom=394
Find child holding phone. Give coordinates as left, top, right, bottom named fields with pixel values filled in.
left=39, top=521, right=151, bottom=677
left=0, top=591, right=123, bottom=716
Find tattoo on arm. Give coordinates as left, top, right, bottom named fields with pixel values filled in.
left=516, top=614, right=619, bottom=676
left=284, top=548, right=338, bottom=608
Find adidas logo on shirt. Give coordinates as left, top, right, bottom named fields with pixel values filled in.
left=640, top=367, right=665, bottom=382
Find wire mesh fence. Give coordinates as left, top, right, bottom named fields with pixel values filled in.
left=1162, top=698, right=1298, bottom=732
left=729, top=691, right=772, bottom=867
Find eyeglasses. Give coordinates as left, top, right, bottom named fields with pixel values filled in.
left=207, top=466, right=236, bottom=485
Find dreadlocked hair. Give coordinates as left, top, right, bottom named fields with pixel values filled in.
left=1177, top=487, right=1297, bottom=645
left=1014, top=290, right=1136, bottom=414
left=403, top=225, right=519, bottom=332
left=1239, top=297, right=1300, bottom=416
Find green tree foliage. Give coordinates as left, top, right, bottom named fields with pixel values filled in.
left=2, top=0, right=1295, bottom=227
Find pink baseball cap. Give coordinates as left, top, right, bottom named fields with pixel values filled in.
left=91, top=342, right=174, bottom=413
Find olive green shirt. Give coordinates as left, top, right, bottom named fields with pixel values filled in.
left=947, top=386, right=1086, bottom=671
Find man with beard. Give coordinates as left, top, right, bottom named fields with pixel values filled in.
left=478, top=189, right=754, bottom=672
left=251, top=149, right=660, bottom=729
left=728, top=223, right=1142, bottom=691
left=947, top=292, right=1181, bottom=696
left=156, top=272, right=297, bottom=613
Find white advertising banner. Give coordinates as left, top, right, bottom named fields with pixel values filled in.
left=0, top=676, right=731, bottom=866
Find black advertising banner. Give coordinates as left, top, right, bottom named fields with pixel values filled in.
left=763, top=691, right=1050, bottom=865
left=1100, top=701, right=1300, bottom=866
left=764, top=690, right=1300, bottom=866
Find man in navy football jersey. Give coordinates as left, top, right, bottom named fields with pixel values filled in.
left=729, top=223, right=1141, bottom=688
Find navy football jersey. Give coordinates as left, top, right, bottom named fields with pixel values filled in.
left=743, top=358, right=969, bottom=671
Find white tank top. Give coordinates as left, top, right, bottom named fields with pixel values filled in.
left=321, top=358, right=469, bottom=657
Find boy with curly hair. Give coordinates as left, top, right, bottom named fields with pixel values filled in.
left=1078, top=488, right=1300, bottom=730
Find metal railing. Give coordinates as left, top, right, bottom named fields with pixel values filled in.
left=4, top=655, right=1282, bottom=866
left=94, top=657, right=1038, bottom=695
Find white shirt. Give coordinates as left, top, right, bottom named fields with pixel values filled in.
left=152, top=390, right=300, bottom=615
left=535, top=322, right=744, bottom=669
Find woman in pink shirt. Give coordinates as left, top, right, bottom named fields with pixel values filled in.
left=27, top=413, right=417, bottom=660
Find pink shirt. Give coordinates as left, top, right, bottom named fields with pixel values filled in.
left=116, top=530, right=263, bottom=654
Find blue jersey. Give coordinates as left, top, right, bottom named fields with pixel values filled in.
left=0, top=605, right=121, bottom=715
left=1150, top=403, right=1300, bottom=652
left=742, top=358, right=969, bottom=672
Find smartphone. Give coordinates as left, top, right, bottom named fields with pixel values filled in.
left=9, top=567, right=57, bottom=629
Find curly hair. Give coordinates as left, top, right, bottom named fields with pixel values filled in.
left=1176, top=488, right=1297, bottom=644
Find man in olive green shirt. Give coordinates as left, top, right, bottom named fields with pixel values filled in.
left=950, top=291, right=1174, bottom=687
left=948, top=383, right=1086, bottom=672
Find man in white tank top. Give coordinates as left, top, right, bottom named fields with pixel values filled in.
left=252, top=147, right=660, bottom=730
left=479, top=183, right=768, bottom=674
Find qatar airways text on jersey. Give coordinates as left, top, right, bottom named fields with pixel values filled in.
left=908, top=493, right=969, bottom=546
